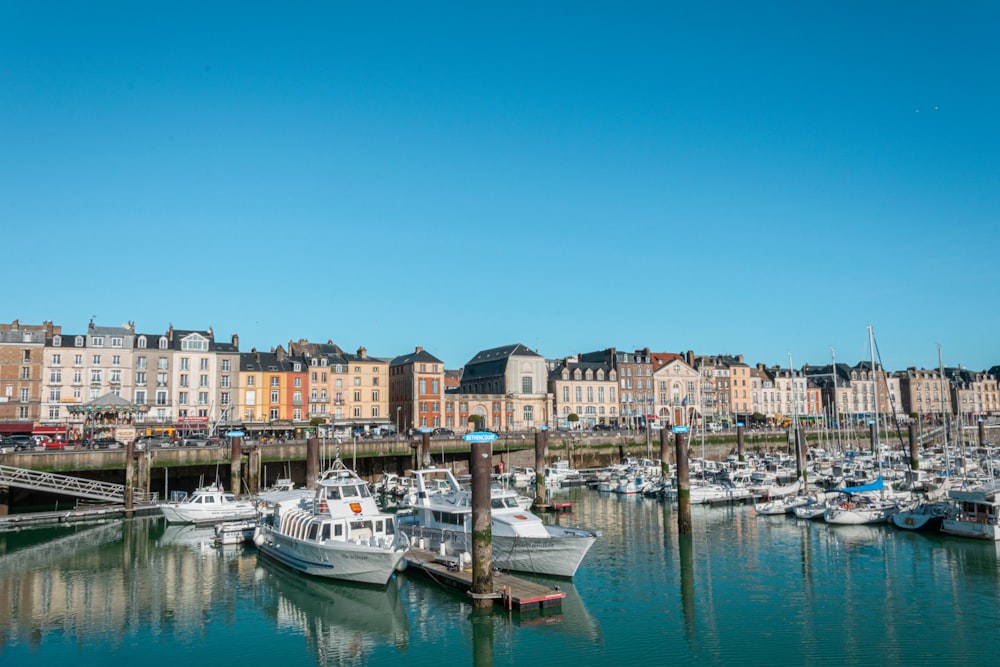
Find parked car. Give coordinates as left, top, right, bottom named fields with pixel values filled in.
left=432, top=428, right=455, bottom=437
left=183, top=436, right=209, bottom=447
left=592, top=423, right=616, bottom=431
left=4, top=435, right=35, bottom=451
left=90, top=438, right=124, bottom=449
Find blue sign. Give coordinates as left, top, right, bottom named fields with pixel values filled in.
left=540, top=426, right=548, bottom=431
left=226, top=431, right=245, bottom=437
left=671, top=426, right=690, bottom=434
left=736, top=422, right=745, bottom=427
left=419, top=428, right=432, bottom=433
left=463, top=431, right=498, bottom=443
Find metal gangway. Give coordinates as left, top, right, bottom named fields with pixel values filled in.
left=0, top=465, right=158, bottom=504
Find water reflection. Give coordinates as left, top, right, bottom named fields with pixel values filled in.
left=252, top=559, right=409, bottom=666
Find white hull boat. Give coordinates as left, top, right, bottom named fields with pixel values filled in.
left=940, top=481, right=1000, bottom=540
left=160, top=482, right=257, bottom=525
left=399, top=467, right=596, bottom=578
left=254, top=458, right=409, bottom=586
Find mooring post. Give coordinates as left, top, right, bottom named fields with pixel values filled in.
left=230, top=435, right=243, bottom=494
left=796, top=426, right=808, bottom=494
left=737, top=423, right=745, bottom=463
left=421, top=431, right=432, bottom=467
left=470, top=440, right=494, bottom=610
left=246, top=446, right=260, bottom=495
left=979, top=419, right=986, bottom=449
left=471, top=608, right=495, bottom=666
left=125, top=439, right=135, bottom=511
left=305, top=435, right=320, bottom=489
left=869, top=422, right=877, bottom=455
left=659, top=426, right=670, bottom=479
left=534, top=429, right=548, bottom=510
left=675, top=430, right=691, bottom=534
left=908, top=423, right=919, bottom=470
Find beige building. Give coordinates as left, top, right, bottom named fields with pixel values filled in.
left=454, top=344, right=552, bottom=432
left=548, top=357, right=618, bottom=429
left=651, top=355, right=701, bottom=427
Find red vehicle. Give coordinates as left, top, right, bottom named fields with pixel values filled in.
left=45, top=440, right=68, bottom=449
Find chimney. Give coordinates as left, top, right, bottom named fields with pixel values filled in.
left=358, top=347, right=367, bottom=359
left=232, top=333, right=239, bottom=348
left=686, top=350, right=695, bottom=366
left=415, top=346, right=424, bottom=353
left=207, top=326, right=213, bottom=338
left=737, top=354, right=744, bottom=364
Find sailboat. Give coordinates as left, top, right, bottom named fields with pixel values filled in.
left=824, top=325, right=901, bottom=525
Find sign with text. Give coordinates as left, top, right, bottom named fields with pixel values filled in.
left=671, top=426, right=690, bottom=434
left=463, top=431, right=498, bottom=443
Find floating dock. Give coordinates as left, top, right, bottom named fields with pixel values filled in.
left=404, top=547, right=566, bottom=611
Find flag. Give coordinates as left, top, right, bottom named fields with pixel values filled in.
left=681, top=396, right=688, bottom=406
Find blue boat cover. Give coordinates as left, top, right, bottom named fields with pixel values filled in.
left=837, top=476, right=884, bottom=494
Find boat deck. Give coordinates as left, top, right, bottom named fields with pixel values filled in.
left=404, top=547, right=566, bottom=611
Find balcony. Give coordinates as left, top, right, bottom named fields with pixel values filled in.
left=309, top=396, right=330, bottom=403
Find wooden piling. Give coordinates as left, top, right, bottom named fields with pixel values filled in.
left=737, top=424, right=745, bottom=463
left=869, top=423, right=877, bottom=455
left=979, top=419, right=986, bottom=449
left=125, top=438, right=135, bottom=511
left=908, top=423, right=919, bottom=470
left=659, top=427, right=670, bottom=478
left=534, top=430, right=548, bottom=510
left=470, top=441, right=494, bottom=610
left=421, top=431, right=432, bottom=467
left=230, top=436, right=243, bottom=494
left=305, top=436, right=319, bottom=489
left=675, top=430, right=691, bottom=535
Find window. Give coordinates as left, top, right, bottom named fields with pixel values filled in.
left=294, top=377, right=301, bottom=387
left=270, top=408, right=279, bottom=420
left=198, top=392, right=208, bottom=405
left=221, top=392, right=229, bottom=405
left=372, top=406, right=379, bottom=417
left=138, top=336, right=147, bottom=349
left=562, top=386, right=569, bottom=401
left=179, top=392, right=188, bottom=405
left=111, top=337, right=123, bottom=348
left=270, top=376, right=279, bottom=387
left=431, top=379, right=439, bottom=394
left=354, top=407, right=361, bottom=417
left=156, top=391, right=167, bottom=405
left=180, top=375, right=189, bottom=387
left=158, top=337, right=167, bottom=349
left=270, top=390, right=279, bottom=403
left=157, top=357, right=168, bottom=370
left=135, top=390, right=146, bottom=404
left=221, top=376, right=230, bottom=388
left=52, top=354, right=61, bottom=366
left=50, top=369, right=61, bottom=383
left=419, top=379, right=427, bottom=394
left=92, top=354, right=101, bottom=365
left=73, top=369, right=82, bottom=384
left=247, top=376, right=255, bottom=387
left=74, top=354, right=82, bottom=366
left=20, top=367, right=30, bottom=380
left=522, top=377, right=533, bottom=393
left=372, top=390, right=379, bottom=401
left=200, top=375, right=208, bottom=387
left=92, top=336, right=104, bottom=347
left=90, top=370, right=102, bottom=384
left=200, top=358, right=209, bottom=370
left=157, top=372, right=167, bottom=386
left=354, top=390, right=361, bottom=401
left=48, top=406, right=60, bottom=419
left=49, top=388, right=61, bottom=402
left=181, top=337, right=208, bottom=352
left=221, top=359, right=230, bottom=372
left=110, top=369, right=121, bottom=384
left=353, top=377, right=361, bottom=386
left=137, top=356, right=147, bottom=369
left=180, top=358, right=189, bottom=371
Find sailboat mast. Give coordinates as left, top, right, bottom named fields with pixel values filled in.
left=832, top=347, right=843, bottom=455
left=939, top=344, right=951, bottom=475
left=868, top=324, right=883, bottom=496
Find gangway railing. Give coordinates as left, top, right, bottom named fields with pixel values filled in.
left=0, top=465, right=158, bottom=504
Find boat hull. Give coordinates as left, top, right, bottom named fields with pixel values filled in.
left=159, top=504, right=256, bottom=525
left=940, top=519, right=1000, bottom=540
left=401, top=525, right=596, bottom=578
left=255, top=525, right=407, bottom=585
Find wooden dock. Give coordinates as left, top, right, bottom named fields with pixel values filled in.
left=404, top=547, right=566, bottom=611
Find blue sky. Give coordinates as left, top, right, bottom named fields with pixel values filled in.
left=2, top=3, right=997, bottom=372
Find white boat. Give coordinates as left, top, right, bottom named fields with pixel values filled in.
left=159, top=482, right=257, bottom=525
left=822, top=478, right=900, bottom=525
left=940, top=481, right=1000, bottom=540
left=253, top=458, right=409, bottom=585
left=754, top=494, right=809, bottom=516
left=399, top=467, right=596, bottom=578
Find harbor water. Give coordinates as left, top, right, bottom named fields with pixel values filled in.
left=2, top=487, right=999, bottom=666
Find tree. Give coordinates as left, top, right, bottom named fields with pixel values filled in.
left=468, top=414, right=484, bottom=428
left=568, top=413, right=579, bottom=429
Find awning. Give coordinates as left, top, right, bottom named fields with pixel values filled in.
left=0, top=422, right=33, bottom=433
left=837, top=476, right=884, bottom=494
left=33, top=425, right=67, bottom=435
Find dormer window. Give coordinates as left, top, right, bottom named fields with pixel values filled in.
left=53, top=335, right=62, bottom=347
left=180, top=335, right=209, bottom=352
left=75, top=336, right=84, bottom=347
left=158, top=337, right=168, bottom=349
left=138, top=336, right=147, bottom=349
